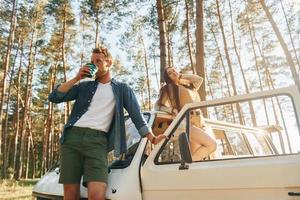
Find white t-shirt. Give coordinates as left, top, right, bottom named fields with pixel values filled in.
left=74, top=82, right=116, bottom=132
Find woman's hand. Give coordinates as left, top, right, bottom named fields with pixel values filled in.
left=152, top=134, right=167, bottom=144
left=146, top=133, right=167, bottom=144
left=172, top=108, right=178, bottom=116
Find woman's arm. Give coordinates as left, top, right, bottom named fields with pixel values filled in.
left=154, top=102, right=173, bottom=114
left=180, top=74, right=203, bottom=90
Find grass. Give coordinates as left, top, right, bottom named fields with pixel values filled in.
left=0, top=179, right=39, bottom=200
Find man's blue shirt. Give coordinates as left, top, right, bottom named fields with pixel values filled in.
left=48, top=78, right=150, bottom=157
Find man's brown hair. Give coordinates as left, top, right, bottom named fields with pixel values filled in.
left=92, top=46, right=112, bottom=60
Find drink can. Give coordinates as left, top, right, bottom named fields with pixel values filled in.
left=85, top=63, right=97, bottom=78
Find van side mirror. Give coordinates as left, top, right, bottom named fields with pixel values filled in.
left=178, top=132, right=192, bottom=169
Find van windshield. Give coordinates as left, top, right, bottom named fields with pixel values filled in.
left=125, top=113, right=150, bottom=149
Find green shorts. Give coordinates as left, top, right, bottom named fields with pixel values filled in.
left=59, top=126, right=108, bottom=185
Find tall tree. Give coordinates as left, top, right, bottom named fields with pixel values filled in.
left=141, top=37, right=152, bottom=110
left=119, top=14, right=155, bottom=111
left=252, top=24, right=292, bottom=153
left=216, top=0, right=244, bottom=124
left=279, top=0, right=300, bottom=72
left=80, top=0, right=102, bottom=47
left=164, top=0, right=178, bottom=70
left=184, top=0, right=195, bottom=74
left=244, top=1, right=270, bottom=126
left=195, top=0, right=206, bottom=106
left=12, top=39, right=24, bottom=178
left=0, top=0, right=17, bottom=170
left=259, top=0, right=300, bottom=89
left=13, top=1, right=47, bottom=179
left=17, top=19, right=37, bottom=180
left=46, top=0, right=75, bottom=125
left=156, top=0, right=169, bottom=84
left=2, top=38, right=20, bottom=178
left=228, top=0, right=257, bottom=126
left=208, top=16, right=236, bottom=123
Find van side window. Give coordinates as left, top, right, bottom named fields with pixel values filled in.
left=244, top=132, right=273, bottom=156
left=157, top=118, right=185, bottom=163
left=213, top=129, right=233, bottom=156
left=206, top=95, right=300, bottom=156
left=225, top=130, right=251, bottom=156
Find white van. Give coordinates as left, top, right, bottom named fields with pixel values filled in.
left=32, top=86, right=300, bottom=200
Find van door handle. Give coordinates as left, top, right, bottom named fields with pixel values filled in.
left=288, top=192, right=300, bottom=196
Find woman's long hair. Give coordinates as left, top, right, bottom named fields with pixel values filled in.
left=157, top=67, right=181, bottom=111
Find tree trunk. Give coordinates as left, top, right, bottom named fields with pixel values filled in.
left=0, top=0, right=17, bottom=170
left=216, top=0, right=244, bottom=124
left=25, top=42, right=38, bottom=178
left=254, top=34, right=292, bottom=153
left=208, top=20, right=236, bottom=123
left=94, top=0, right=102, bottom=47
left=251, top=22, right=282, bottom=128
left=17, top=26, right=36, bottom=179
left=48, top=113, right=55, bottom=169
left=195, top=0, right=206, bottom=116
left=156, top=0, right=168, bottom=85
left=152, top=48, right=160, bottom=91
left=42, top=63, right=55, bottom=173
left=28, top=116, right=36, bottom=178
left=141, top=37, right=151, bottom=110
left=259, top=0, right=300, bottom=88
left=25, top=136, right=30, bottom=179
left=229, top=0, right=256, bottom=126
left=140, top=89, right=145, bottom=110
left=205, top=71, right=218, bottom=118
left=279, top=0, right=300, bottom=71
left=95, top=10, right=100, bottom=47
left=61, top=2, right=70, bottom=125
left=6, top=134, right=13, bottom=179
left=266, top=69, right=291, bottom=153
left=41, top=118, right=48, bottom=175
left=184, top=0, right=195, bottom=74
left=166, top=22, right=174, bottom=67
left=2, top=37, right=20, bottom=178
left=43, top=63, right=58, bottom=173
left=244, top=3, right=270, bottom=125
left=13, top=40, right=23, bottom=178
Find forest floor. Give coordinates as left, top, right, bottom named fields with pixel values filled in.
left=0, top=179, right=38, bottom=200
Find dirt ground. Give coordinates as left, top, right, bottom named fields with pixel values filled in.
left=0, top=179, right=38, bottom=200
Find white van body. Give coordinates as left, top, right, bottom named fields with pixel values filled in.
left=32, top=86, right=300, bottom=200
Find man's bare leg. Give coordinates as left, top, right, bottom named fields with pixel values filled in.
left=64, top=184, right=80, bottom=200
left=88, top=181, right=107, bottom=200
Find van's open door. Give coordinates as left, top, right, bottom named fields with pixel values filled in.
left=141, top=86, right=300, bottom=200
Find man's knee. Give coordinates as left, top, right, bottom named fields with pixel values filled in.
left=64, top=184, right=80, bottom=200
left=89, top=194, right=106, bottom=200
left=88, top=182, right=107, bottom=200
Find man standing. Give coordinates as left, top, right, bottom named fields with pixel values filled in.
left=49, top=46, right=165, bottom=200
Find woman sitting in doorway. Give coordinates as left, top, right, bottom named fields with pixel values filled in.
left=155, top=67, right=217, bottom=161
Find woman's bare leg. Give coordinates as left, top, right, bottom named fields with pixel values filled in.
left=189, top=125, right=217, bottom=161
